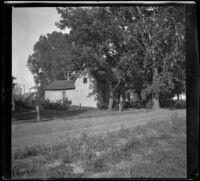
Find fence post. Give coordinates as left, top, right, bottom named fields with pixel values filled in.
left=35, top=94, right=40, bottom=122
left=119, top=95, right=123, bottom=112
left=36, top=103, right=40, bottom=122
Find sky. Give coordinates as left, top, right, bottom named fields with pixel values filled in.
left=12, top=7, right=68, bottom=93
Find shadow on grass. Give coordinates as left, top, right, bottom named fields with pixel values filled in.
left=12, top=109, right=88, bottom=124
left=12, top=114, right=186, bottom=178
left=12, top=107, right=150, bottom=124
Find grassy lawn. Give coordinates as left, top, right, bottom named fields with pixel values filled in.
left=12, top=107, right=150, bottom=124
left=12, top=112, right=186, bottom=178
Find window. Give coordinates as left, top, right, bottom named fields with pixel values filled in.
left=83, top=78, right=87, bottom=84
left=62, top=90, right=66, bottom=99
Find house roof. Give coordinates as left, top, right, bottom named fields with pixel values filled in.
left=45, top=68, right=123, bottom=91
left=72, top=67, right=122, bottom=83
left=45, top=80, right=75, bottom=90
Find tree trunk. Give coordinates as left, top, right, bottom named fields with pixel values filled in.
left=177, top=93, right=179, bottom=101
left=152, top=55, right=160, bottom=109
left=152, top=94, right=160, bottom=109
left=36, top=104, right=40, bottom=122
left=136, top=90, right=142, bottom=101
left=108, top=81, right=114, bottom=110
left=119, top=95, right=123, bottom=112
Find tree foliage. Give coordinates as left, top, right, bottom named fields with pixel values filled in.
left=114, top=6, right=186, bottom=99
left=27, top=31, right=74, bottom=97
left=27, top=6, right=186, bottom=108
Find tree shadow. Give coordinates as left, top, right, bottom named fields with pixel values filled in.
left=87, top=70, right=126, bottom=109
left=12, top=108, right=89, bottom=124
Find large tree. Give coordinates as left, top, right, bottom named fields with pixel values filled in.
left=56, top=7, right=126, bottom=110
left=27, top=6, right=185, bottom=109
left=56, top=6, right=185, bottom=109
left=110, top=6, right=186, bottom=108
left=27, top=31, right=73, bottom=98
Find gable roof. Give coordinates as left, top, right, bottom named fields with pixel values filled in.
left=45, top=80, right=75, bottom=90
left=45, top=68, right=123, bottom=91
left=73, top=68, right=123, bottom=83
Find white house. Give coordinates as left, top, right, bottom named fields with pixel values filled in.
left=29, top=85, right=38, bottom=93
left=45, top=70, right=99, bottom=108
left=45, top=69, right=126, bottom=108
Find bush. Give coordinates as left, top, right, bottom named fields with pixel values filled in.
left=160, top=98, right=176, bottom=108
left=15, top=98, right=35, bottom=110
left=41, top=98, right=71, bottom=110
left=175, top=100, right=186, bottom=109
left=145, top=99, right=153, bottom=109
left=160, top=98, right=186, bottom=109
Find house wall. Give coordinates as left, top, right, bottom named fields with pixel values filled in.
left=45, top=91, right=63, bottom=102
left=29, top=88, right=37, bottom=93
left=72, top=72, right=98, bottom=107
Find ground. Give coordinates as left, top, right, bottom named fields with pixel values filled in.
left=12, top=109, right=186, bottom=178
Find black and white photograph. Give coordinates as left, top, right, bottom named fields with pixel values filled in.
left=4, top=1, right=198, bottom=179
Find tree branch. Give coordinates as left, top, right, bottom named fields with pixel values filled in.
left=113, top=79, right=121, bottom=92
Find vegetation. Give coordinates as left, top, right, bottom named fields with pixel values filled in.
left=27, top=6, right=185, bottom=110
left=12, top=113, right=186, bottom=178
left=40, top=98, right=71, bottom=110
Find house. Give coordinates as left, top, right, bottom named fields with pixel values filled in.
left=29, top=85, right=38, bottom=93
left=45, top=68, right=126, bottom=108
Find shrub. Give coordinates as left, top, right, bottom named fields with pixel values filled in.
left=84, top=156, right=108, bottom=173
left=15, top=98, right=35, bottom=110
left=41, top=99, right=71, bottom=110
left=145, top=99, right=153, bottom=109
left=175, top=100, right=186, bottom=109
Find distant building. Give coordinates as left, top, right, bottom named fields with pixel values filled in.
left=29, top=86, right=38, bottom=93
left=45, top=69, right=126, bottom=108
left=172, top=92, right=186, bottom=101
left=29, top=85, right=38, bottom=93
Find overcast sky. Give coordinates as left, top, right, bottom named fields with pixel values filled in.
left=12, top=7, right=68, bottom=93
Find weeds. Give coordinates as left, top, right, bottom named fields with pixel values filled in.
left=12, top=113, right=186, bottom=178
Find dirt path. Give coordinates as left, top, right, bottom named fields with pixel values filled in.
left=12, top=109, right=186, bottom=149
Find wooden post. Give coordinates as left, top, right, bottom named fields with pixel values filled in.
left=36, top=103, right=40, bottom=122
left=35, top=94, right=40, bottom=122
left=119, top=95, right=123, bottom=112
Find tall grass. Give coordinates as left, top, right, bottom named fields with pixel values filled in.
left=12, top=112, right=186, bottom=178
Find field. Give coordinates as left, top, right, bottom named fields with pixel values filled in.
left=12, top=109, right=186, bottom=178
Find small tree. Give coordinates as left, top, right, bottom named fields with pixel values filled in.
left=13, top=84, right=23, bottom=100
